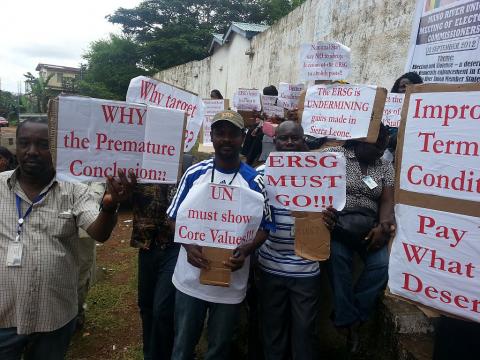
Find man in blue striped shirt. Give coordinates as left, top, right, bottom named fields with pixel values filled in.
left=256, top=121, right=336, bottom=360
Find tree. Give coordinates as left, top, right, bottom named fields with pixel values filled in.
left=107, top=0, right=273, bottom=70
left=79, top=35, right=150, bottom=100
left=24, top=72, right=56, bottom=113
left=261, top=0, right=306, bottom=24
left=107, top=0, right=307, bottom=71
left=0, top=90, right=19, bottom=120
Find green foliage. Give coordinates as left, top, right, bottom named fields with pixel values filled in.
left=107, top=0, right=283, bottom=71
left=79, top=35, right=150, bottom=100
left=0, top=90, right=18, bottom=119
left=23, top=72, right=57, bottom=113
left=260, top=0, right=306, bottom=24
left=80, top=1, right=307, bottom=96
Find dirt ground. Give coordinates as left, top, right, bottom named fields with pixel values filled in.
left=68, top=211, right=143, bottom=360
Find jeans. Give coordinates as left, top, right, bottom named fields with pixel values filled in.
left=172, top=290, right=240, bottom=360
left=138, top=243, right=180, bottom=360
left=328, top=240, right=388, bottom=327
left=0, top=318, right=76, bottom=360
left=257, top=269, right=320, bottom=360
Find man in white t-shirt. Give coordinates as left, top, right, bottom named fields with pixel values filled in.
left=167, top=110, right=273, bottom=360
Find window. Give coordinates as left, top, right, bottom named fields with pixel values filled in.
left=56, top=72, right=63, bottom=83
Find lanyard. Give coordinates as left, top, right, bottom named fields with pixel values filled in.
left=210, top=161, right=240, bottom=185
left=15, top=188, right=51, bottom=242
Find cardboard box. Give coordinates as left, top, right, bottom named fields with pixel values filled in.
left=199, top=247, right=233, bottom=287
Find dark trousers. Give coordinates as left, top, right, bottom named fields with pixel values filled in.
left=138, top=243, right=180, bottom=360
left=328, top=240, right=388, bottom=327
left=172, top=290, right=241, bottom=360
left=0, top=318, right=76, bottom=360
left=257, top=269, right=321, bottom=360
left=433, top=316, right=480, bottom=360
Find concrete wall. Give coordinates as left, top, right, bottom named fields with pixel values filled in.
left=155, top=0, right=417, bottom=98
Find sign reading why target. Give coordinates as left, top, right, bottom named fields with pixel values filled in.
left=126, top=76, right=205, bottom=152
left=174, top=183, right=264, bottom=249
left=264, top=152, right=346, bottom=212
left=55, top=96, right=185, bottom=184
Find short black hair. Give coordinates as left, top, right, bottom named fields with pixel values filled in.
left=263, top=85, right=278, bottom=96
left=16, top=117, right=48, bottom=138
left=0, top=146, right=16, bottom=170
left=210, top=89, right=223, bottom=99
left=391, top=72, right=423, bottom=93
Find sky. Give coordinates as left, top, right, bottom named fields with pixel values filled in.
left=0, top=0, right=142, bottom=93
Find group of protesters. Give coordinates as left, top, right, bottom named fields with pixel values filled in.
left=0, top=70, right=477, bottom=360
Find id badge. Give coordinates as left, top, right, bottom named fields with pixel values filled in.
left=290, top=223, right=295, bottom=237
left=6, top=241, right=23, bottom=267
left=362, top=175, right=378, bottom=190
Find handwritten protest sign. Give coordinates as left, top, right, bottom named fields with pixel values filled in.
left=389, top=83, right=480, bottom=322
left=264, top=152, right=346, bottom=212
left=202, top=99, right=228, bottom=146
left=405, top=0, right=480, bottom=83
left=389, top=204, right=480, bottom=322
left=278, top=82, right=305, bottom=110
left=261, top=95, right=284, bottom=118
left=233, top=89, right=262, bottom=111
left=382, top=93, right=405, bottom=128
left=174, top=183, right=264, bottom=249
left=126, top=76, right=204, bottom=152
left=302, top=84, right=385, bottom=141
left=54, top=96, right=185, bottom=184
left=299, top=41, right=351, bottom=81
left=399, top=90, right=480, bottom=203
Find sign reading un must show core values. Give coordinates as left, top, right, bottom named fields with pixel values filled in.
left=264, top=152, right=346, bottom=212
left=126, top=76, right=205, bottom=152
left=174, top=183, right=264, bottom=249
left=55, top=96, right=185, bottom=184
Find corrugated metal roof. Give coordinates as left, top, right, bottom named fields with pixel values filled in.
left=231, top=22, right=269, bottom=33
left=209, top=22, right=269, bottom=54
left=212, top=33, right=223, bottom=42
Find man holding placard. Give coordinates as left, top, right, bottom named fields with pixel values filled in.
left=0, top=118, right=134, bottom=359
left=167, top=110, right=273, bottom=360
left=257, top=121, right=337, bottom=360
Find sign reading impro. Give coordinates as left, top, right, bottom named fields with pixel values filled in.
left=54, top=96, right=185, bottom=183
left=126, top=76, right=204, bottom=152
left=399, top=90, right=480, bottom=202
left=389, top=83, right=480, bottom=323
left=174, top=182, right=264, bottom=249
left=264, top=152, right=346, bottom=212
